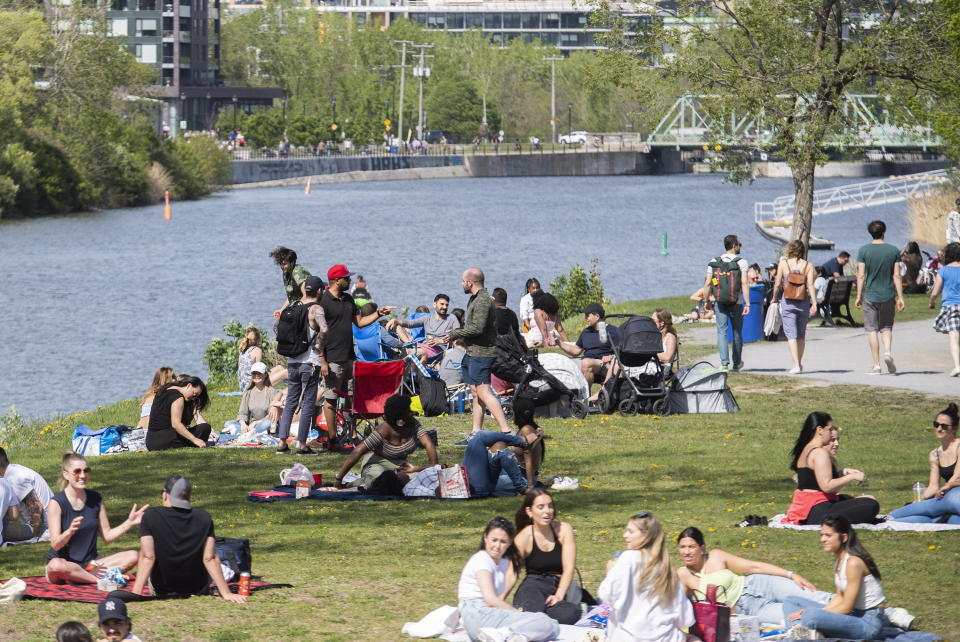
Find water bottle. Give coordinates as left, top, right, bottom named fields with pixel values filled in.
left=913, top=482, right=925, bottom=503
left=598, top=321, right=608, bottom=345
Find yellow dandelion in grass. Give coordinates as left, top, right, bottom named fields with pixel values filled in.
left=598, top=530, right=608, bottom=535
left=707, top=527, right=716, bottom=533
left=307, top=509, right=316, bottom=515
left=723, top=433, right=733, bottom=439
left=425, top=521, right=434, bottom=527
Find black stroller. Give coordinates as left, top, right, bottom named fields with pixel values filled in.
left=596, top=314, right=672, bottom=417
left=492, top=332, right=579, bottom=419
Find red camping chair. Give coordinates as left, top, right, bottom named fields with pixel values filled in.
left=323, top=360, right=405, bottom=445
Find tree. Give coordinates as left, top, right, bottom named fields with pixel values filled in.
left=425, top=75, right=495, bottom=142
left=592, top=0, right=948, bottom=247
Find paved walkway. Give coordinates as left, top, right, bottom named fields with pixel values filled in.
left=684, top=318, right=958, bottom=397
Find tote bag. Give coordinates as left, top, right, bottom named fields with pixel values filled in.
left=690, top=584, right=731, bottom=642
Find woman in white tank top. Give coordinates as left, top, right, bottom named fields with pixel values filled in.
left=781, top=516, right=885, bottom=639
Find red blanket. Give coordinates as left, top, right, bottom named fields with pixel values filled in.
left=12, top=576, right=289, bottom=603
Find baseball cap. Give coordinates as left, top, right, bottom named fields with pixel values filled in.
left=250, top=362, right=267, bottom=375
left=165, top=476, right=192, bottom=509
left=583, top=302, right=605, bottom=319
left=327, top=264, right=355, bottom=281
left=98, top=598, right=129, bottom=623
left=303, top=275, right=324, bottom=292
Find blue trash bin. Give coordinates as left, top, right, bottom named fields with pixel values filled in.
left=727, top=284, right=766, bottom=344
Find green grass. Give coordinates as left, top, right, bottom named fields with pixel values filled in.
left=0, top=295, right=953, bottom=641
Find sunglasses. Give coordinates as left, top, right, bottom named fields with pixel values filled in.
left=933, top=421, right=955, bottom=430
left=67, top=467, right=92, bottom=476
left=632, top=511, right=651, bottom=519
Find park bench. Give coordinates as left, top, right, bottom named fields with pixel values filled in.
left=818, top=276, right=859, bottom=327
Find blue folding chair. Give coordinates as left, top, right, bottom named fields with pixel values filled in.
left=406, top=312, right=430, bottom=343
left=353, top=323, right=387, bottom=362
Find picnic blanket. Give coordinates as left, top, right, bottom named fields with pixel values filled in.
left=247, top=485, right=463, bottom=502
left=14, top=576, right=289, bottom=603
left=769, top=514, right=960, bottom=531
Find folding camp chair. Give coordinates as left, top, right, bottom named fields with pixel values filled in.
left=353, top=323, right=387, bottom=362
left=327, top=359, right=405, bottom=443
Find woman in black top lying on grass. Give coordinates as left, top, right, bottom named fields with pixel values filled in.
left=511, top=488, right=582, bottom=624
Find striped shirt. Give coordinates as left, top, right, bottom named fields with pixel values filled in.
left=361, top=421, right=427, bottom=461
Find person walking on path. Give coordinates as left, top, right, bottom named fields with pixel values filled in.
left=855, top=220, right=904, bottom=374
left=703, top=234, right=751, bottom=372
left=928, top=242, right=960, bottom=376
left=772, top=240, right=818, bottom=374
left=431, top=268, right=512, bottom=436
left=269, top=246, right=312, bottom=318
left=947, top=198, right=960, bottom=245
left=276, top=276, right=327, bottom=455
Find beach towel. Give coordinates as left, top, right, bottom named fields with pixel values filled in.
left=12, top=576, right=290, bottom=603
left=768, top=514, right=960, bottom=531
left=247, top=485, right=465, bottom=502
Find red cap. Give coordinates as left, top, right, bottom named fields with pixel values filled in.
left=327, top=264, right=355, bottom=281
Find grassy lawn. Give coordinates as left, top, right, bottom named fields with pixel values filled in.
left=0, top=294, right=952, bottom=641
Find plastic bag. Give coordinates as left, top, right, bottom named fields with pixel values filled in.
left=280, top=463, right=312, bottom=485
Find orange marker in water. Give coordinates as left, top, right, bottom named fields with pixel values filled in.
left=163, top=191, right=172, bottom=220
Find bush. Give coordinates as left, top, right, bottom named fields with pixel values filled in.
left=202, top=320, right=281, bottom=390
left=166, top=134, right=233, bottom=199
left=550, top=259, right=608, bottom=321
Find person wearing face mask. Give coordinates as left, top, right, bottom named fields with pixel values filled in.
left=511, top=489, right=582, bottom=625
left=598, top=512, right=697, bottom=642
left=333, top=394, right=438, bottom=492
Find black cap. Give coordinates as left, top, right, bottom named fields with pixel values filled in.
left=583, top=303, right=605, bottom=319
left=98, top=598, right=129, bottom=623
left=304, top=275, right=324, bottom=293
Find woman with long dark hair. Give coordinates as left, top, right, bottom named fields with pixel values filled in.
left=888, top=402, right=960, bottom=523
left=146, top=376, right=212, bottom=451
left=511, top=489, right=581, bottom=625
left=457, top=517, right=559, bottom=642
left=597, top=513, right=697, bottom=642
left=784, top=411, right=880, bottom=524
left=783, top=516, right=885, bottom=639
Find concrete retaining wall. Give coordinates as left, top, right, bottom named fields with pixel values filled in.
left=232, top=154, right=464, bottom=184
left=753, top=159, right=948, bottom=178
left=464, top=151, right=657, bottom=177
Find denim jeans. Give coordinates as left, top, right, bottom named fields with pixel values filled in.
left=783, top=595, right=883, bottom=639
left=714, top=302, right=744, bottom=366
left=888, top=486, right=960, bottom=524
left=220, top=418, right=272, bottom=444
left=278, top=361, right=319, bottom=444
left=459, top=598, right=560, bottom=641
left=736, top=574, right=832, bottom=626
left=461, top=431, right=527, bottom=497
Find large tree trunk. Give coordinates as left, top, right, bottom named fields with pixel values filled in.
left=790, top=159, right=815, bottom=249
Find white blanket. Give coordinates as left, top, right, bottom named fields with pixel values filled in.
left=402, top=607, right=601, bottom=642
left=768, top=513, right=960, bottom=531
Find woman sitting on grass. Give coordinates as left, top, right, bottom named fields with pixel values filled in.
left=146, top=376, right=212, bottom=451
left=782, top=516, right=886, bottom=639
left=785, top=411, right=880, bottom=525
left=45, top=452, right=147, bottom=584
left=652, top=309, right=678, bottom=377
left=598, top=512, right=697, bottom=642
left=222, top=362, right=277, bottom=439
left=457, top=516, right=560, bottom=642
left=888, top=402, right=960, bottom=524
left=676, top=526, right=826, bottom=627
left=511, top=489, right=581, bottom=625
left=135, top=367, right=176, bottom=430
left=236, top=327, right=263, bottom=392
left=334, top=394, right=438, bottom=493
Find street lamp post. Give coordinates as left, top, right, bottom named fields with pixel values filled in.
left=544, top=56, right=562, bottom=144
left=567, top=103, right=573, bottom=138
left=180, top=92, right=186, bottom=133
left=331, top=97, right=337, bottom=139
left=232, top=95, right=238, bottom=132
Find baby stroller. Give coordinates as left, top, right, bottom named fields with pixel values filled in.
left=493, top=332, right=579, bottom=419
left=597, top=314, right=671, bottom=417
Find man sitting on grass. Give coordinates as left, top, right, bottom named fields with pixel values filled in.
left=126, top=475, right=245, bottom=603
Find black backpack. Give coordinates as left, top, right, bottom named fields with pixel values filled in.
left=275, top=301, right=318, bottom=357
left=414, top=374, right=447, bottom=417
left=214, top=536, right=252, bottom=580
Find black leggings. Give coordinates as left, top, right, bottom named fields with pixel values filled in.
left=146, top=423, right=212, bottom=451
left=803, top=496, right=880, bottom=525
left=512, top=573, right=581, bottom=625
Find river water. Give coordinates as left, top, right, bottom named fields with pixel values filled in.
left=0, top=175, right=910, bottom=419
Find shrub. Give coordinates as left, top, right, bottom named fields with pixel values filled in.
left=202, top=320, right=280, bottom=390
left=145, top=161, right=173, bottom=204
left=908, top=182, right=960, bottom=248
left=550, top=259, right=608, bottom=321
left=166, top=134, right=233, bottom=199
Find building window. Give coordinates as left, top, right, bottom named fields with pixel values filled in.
left=561, top=13, right=587, bottom=29
left=540, top=32, right=559, bottom=45
left=502, top=13, right=521, bottom=29
left=111, top=18, right=128, bottom=36
left=542, top=12, right=560, bottom=29
left=135, top=43, right=158, bottom=63
left=445, top=13, right=464, bottom=29
left=426, top=13, right=445, bottom=28
left=521, top=13, right=539, bottom=29
left=409, top=12, right=427, bottom=24
left=483, top=13, right=501, bottom=29
left=111, top=0, right=127, bottom=9
left=135, top=18, right=158, bottom=36
left=139, top=0, right=157, bottom=10
left=464, top=13, right=482, bottom=29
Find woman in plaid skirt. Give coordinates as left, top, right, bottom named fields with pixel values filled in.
left=929, top=242, right=960, bottom=377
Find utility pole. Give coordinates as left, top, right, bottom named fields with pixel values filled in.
left=412, top=43, right=434, bottom=141
left=394, top=40, right=412, bottom=142
left=544, top=56, right=563, bottom=144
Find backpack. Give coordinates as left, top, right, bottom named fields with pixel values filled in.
left=708, top=255, right=743, bottom=304
left=275, top=301, right=318, bottom=357
left=414, top=375, right=447, bottom=417
left=782, top=260, right=808, bottom=301
left=214, top=536, right=252, bottom=581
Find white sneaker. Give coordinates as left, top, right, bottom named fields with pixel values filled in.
left=477, top=627, right=507, bottom=642
left=787, top=623, right=823, bottom=639
left=506, top=634, right=528, bottom=642
left=886, top=606, right=915, bottom=630
left=950, top=366, right=960, bottom=377
left=789, top=365, right=802, bottom=374
left=867, top=365, right=882, bottom=375
left=883, top=352, right=897, bottom=373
